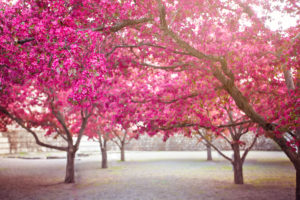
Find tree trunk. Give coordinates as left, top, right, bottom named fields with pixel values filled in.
left=206, top=143, right=212, bottom=161
left=232, top=144, right=244, bottom=184
left=271, top=129, right=300, bottom=200
left=296, top=167, right=300, bottom=200
left=101, top=140, right=108, bottom=169
left=65, top=147, right=76, bottom=183
left=120, top=143, right=125, bottom=162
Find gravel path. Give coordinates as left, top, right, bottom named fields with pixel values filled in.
left=0, top=151, right=295, bottom=200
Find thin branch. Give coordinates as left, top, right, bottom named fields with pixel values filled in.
left=17, top=37, right=35, bottom=44
left=139, top=62, right=190, bottom=71
left=197, top=129, right=232, bottom=162
left=287, top=130, right=296, bottom=138
left=112, top=130, right=122, bottom=141
left=155, top=0, right=219, bottom=61
left=159, top=123, right=201, bottom=130
left=228, top=127, right=235, bottom=141
left=131, top=92, right=200, bottom=104
left=236, top=123, right=244, bottom=138
left=224, top=107, right=238, bottom=140
left=106, top=42, right=190, bottom=57
left=218, top=132, right=232, bottom=144
left=74, top=110, right=89, bottom=150
left=16, top=18, right=152, bottom=46
left=54, top=126, right=68, bottom=141
left=106, top=43, right=149, bottom=56
left=157, top=120, right=253, bottom=131
left=78, top=17, right=152, bottom=32
left=111, top=138, right=121, bottom=148
left=0, top=106, right=67, bottom=151
left=125, top=136, right=135, bottom=145
left=51, top=105, right=73, bottom=142
left=0, top=64, right=9, bottom=69
left=159, top=92, right=200, bottom=104
left=240, top=122, right=252, bottom=137
left=241, top=134, right=258, bottom=163
left=131, top=98, right=151, bottom=103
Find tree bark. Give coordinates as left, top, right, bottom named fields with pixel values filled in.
left=206, top=143, right=212, bottom=161
left=65, top=147, right=76, bottom=183
left=232, top=144, right=244, bottom=184
left=101, top=140, right=108, bottom=169
left=296, top=167, right=300, bottom=200
left=120, top=143, right=125, bottom=162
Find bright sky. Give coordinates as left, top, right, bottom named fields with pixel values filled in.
left=4, top=0, right=299, bottom=31
left=254, top=3, right=299, bottom=31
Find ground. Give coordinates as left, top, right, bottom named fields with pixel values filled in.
left=0, top=151, right=295, bottom=200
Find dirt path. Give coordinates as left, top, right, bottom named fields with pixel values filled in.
left=0, top=151, right=295, bottom=200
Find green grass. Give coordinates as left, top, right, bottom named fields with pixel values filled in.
left=18, top=152, right=29, bottom=155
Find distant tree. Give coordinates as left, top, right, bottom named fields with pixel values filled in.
left=112, top=126, right=138, bottom=162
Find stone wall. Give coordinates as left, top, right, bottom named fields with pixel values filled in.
left=78, top=134, right=280, bottom=154
left=0, top=124, right=67, bottom=154
left=0, top=125, right=280, bottom=155
left=124, top=134, right=280, bottom=151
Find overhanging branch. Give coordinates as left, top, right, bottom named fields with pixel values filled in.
left=131, top=92, right=200, bottom=104
left=155, top=0, right=219, bottom=61
left=0, top=106, right=67, bottom=151
left=157, top=120, right=253, bottom=131
left=15, top=18, right=152, bottom=46
left=78, top=17, right=152, bottom=32
left=17, top=37, right=35, bottom=44
left=106, top=42, right=190, bottom=57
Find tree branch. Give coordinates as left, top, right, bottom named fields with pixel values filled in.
left=78, top=17, right=152, bottom=32
left=53, top=126, right=68, bottom=141
left=197, top=129, right=233, bottom=162
left=131, top=92, right=200, bottom=104
left=157, top=120, right=253, bottom=131
left=106, top=42, right=190, bottom=57
left=155, top=0, right=219, bottom=61
left=112, top=130, right=122, bottom=144
left=241, top=134, right=258, bottom=163
left=160, top=93, right=199, bottom=104
left=51, top=105, right=73, bottom=142
left=218, top=132, right=232, bottom=145
left=111, top=138, right=121, bottom=148
left=17, top=37, right=35, bottom=44
left=139, top=62, right=192, bottom=71
left=0, top=106, right=67, bottom=151
left=16, top=18, right=152, bottom=46
left=74, top=110, right=89, bottom=150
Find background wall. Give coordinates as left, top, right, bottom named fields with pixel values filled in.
left=0, top=124, right=280, bottom=154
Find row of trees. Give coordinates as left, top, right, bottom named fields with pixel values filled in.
left=0, top=0, right=298, bottom=199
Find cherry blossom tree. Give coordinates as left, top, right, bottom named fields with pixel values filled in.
left=102, top=0, right=299, bottom=197
left=195, top=104, right=259, bottom=184
left=1, top=0, right=299, bottom=197
left=0, top=0, right=116, bottom=183
left=86, top=115, right=113, bottom=169
left=111, top=126, right=139, bottom=162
